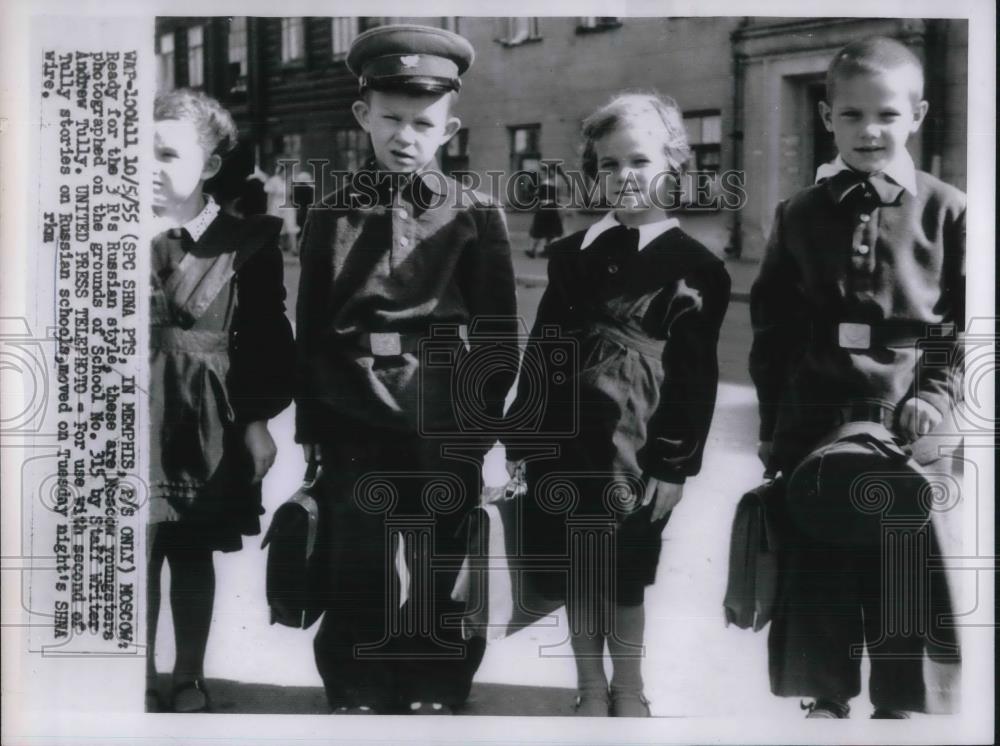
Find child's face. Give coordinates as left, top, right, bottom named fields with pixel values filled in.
left=153, top=119, right=220, bottom=212
left=594, top=119, right=677, bottom=219
left=819, top=69, right=928, bottom=174
left=352, top=90, right=460, bottom=173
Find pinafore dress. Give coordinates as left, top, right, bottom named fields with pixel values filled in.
left=149, top=228, right=261, bottom=551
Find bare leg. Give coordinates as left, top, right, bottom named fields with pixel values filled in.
left=567, top=590, right=610, bottom=716
left=608, top=601, right=648, bottom=715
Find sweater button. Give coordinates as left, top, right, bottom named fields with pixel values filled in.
left=608, top=263, right=619, bottom=274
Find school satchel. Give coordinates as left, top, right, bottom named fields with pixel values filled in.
left=261, top=461, right=325, bottom=629
left=451, top=467, right=562, bottom=641
left=723, top=474, right=785, bottom=632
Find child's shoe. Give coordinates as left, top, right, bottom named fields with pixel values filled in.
left=609, top=690, right=651, bottom=717
left=573, top=688, right=610, bottom=717
left=171, top=679, right=211, bottom=713
left=801, top=698, right=850, bottom=718
left=407, top=701, right=453, bottom=715
left=332, top=705, right=377, bottom=715
left=871, top=708, right=910, bottom=719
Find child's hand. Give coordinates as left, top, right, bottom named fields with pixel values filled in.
left=244, top=421, right=277, bottom=484
left=898, top=398, right=943, bottom=441
left=757, top=440, right=774, bottom=470
left=641, top=478, right=684, bottom=522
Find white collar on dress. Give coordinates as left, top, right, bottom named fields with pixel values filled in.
left=182, top=195, right=221, bottom=242
left=815, top=152, right=918, bottom=196
left=579, top=211, right=681, bottom=251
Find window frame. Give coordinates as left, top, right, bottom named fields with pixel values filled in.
left=508, top=123, right=542, bottom=174
left=227, top=17, right=249, bottom=93
left=280, top=17, right=307, bottom=67
left=157, top=31, right=176, bottom=91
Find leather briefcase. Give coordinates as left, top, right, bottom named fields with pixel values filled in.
left=261, top=461, right=325, bottom=629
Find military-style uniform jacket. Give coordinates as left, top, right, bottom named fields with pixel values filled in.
left=149, top=211, right=294, bottom=547
left=749, top=166, right=966, bottom=470
left=294, top=164, right=518, bottom=443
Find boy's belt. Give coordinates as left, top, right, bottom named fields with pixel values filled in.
left=834, top=321, right=956, bottom=351
left=355, top=332, right=421, bottom=356
left=351, top=325, right=470, bottom=357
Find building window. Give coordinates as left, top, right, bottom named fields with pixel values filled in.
left=495, top=18, right=541, bottom=46
left=280, top=18, right=306, bottom=65
left=331, top=18, right=358, bottom=60
left=187, top=25, right=204, bottom=88
left=684, top=110, right=722, bottom=173
left=332, top=128, right=370, bottom=172
left=509, top=124, right=541, bottom=173
left=441, top=128, right=469, bottom=176
left=157, top=32, right=175, bottom=91
left=576, top=17, right=622, bottom=33
left=228, top=17, right=248, bottom=92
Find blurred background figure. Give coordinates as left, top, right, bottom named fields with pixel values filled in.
left=526, top=164, right=569, bottom=258
left=263, top=157, right=301, bottom=256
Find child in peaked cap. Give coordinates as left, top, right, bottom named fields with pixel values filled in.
left=294, top=24, right=518, bottom=715
left=347, top=23, right=474, bottom=93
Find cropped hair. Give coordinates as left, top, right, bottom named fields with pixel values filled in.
left=581, top=92, right=691, bottom=180
left=826, top=36, right=925, bottom=103
left=154, top=88, right=239, bottom=157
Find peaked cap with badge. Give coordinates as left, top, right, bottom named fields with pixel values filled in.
left=347, top=24, right=475, bottom=94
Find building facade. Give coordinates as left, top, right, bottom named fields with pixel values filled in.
left=155, top=15, right=968, bottom=260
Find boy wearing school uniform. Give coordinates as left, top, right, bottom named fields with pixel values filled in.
left=294, top=25, right=518, bottom=715
left=749, top=37, right=964, bottom=718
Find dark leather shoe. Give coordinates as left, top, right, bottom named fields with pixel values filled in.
left=801, top=698, right=850, bottom=718
left=171, top=679, right=211, bottom=713
left=610, top=691, right=651, bottom=717
left=406, top=701, right=453, bottom=715
left=574, top=689, right=610, bottom=717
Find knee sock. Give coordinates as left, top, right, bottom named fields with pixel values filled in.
left=608, top=602, right=645, bottom=697
left=567, top=597, right=608, bottom=695
left=166, top=547, right=215, bottom=683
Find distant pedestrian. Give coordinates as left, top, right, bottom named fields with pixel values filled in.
left=526, top=168, right=565, bottom=258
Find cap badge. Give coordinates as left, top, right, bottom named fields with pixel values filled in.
left=400, top=55, right=421, bottom=68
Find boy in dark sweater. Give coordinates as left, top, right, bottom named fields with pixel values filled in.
left=750, top=37, right=964, bottom=718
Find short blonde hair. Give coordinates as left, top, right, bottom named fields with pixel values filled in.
left=154, top=88, right=238, bottom=157
left=826, top=37, right=925, bottom=104
left=581, top=92, right=691, bottom=179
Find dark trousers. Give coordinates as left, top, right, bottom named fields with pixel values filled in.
left=768, top=523, right=957, bottom=711
left=312, top=425, right=486, bottom=710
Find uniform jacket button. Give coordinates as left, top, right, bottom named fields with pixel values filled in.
left=608, top=263, right=619, bottom=274
left=856, top=244, right=870, bottom=255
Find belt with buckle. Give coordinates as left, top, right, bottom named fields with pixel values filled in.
left=356, top=332, right=421, bottom=357
left=835, top=321, right=956, bottom=351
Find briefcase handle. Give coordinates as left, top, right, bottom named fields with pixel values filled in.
left=302, top=457, right=321, bottom=490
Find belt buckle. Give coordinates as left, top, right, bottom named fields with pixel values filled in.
left=838, top=322, right=871, bottom=350
left=369, top=332, right=402, bottom=356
